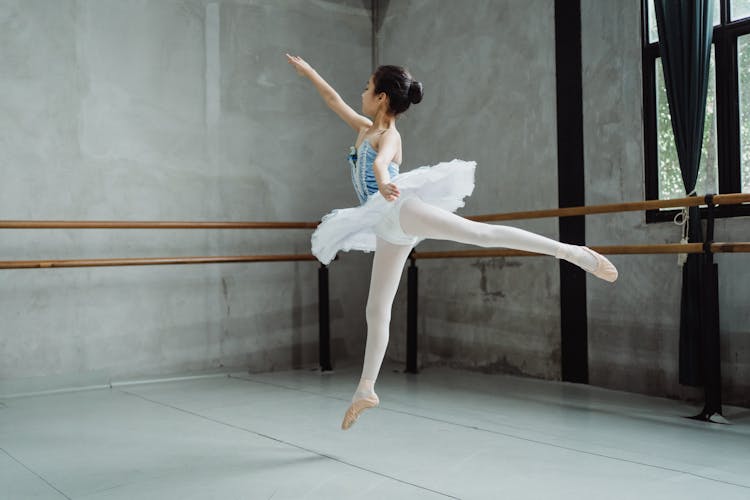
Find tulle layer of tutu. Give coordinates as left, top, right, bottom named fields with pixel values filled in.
left=311, top=159, right=476, bottom=265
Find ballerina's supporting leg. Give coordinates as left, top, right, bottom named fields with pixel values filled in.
left=398, top=197, right=617, bottom=282
left=342, top=236, right=412, bottom=430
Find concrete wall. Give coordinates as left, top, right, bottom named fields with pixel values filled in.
left=0, top=0, right=373, bottom=395
left=2, top=0, right=746, bottom=407
left=380, top=0, right=562, bottom=380
left=582, top=0, right=750, bottom=407
left=378, top=0, right=748, bottom=408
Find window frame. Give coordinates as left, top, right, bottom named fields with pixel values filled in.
left=641, top=0, right=750, bottom=222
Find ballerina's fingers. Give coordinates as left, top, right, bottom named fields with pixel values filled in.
left=285, top=53, right=308, bottom=75
left=381, top=183, right=400, bottom=201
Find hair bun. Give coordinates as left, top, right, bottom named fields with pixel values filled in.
left=408, top=80, right=423, bottom=104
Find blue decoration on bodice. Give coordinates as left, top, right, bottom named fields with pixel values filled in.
left=347, top=139, right=400, bottom=205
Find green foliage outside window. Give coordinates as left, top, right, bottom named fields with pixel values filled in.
left=739, top=34, right=750, bottom=191
left=655, top=50, right=718, bottom=200
left=732, top=0, right=750, bottom=21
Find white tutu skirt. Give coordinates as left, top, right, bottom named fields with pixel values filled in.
left=311, top=159, right=476, bottom=265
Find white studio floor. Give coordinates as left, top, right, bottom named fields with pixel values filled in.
left=1, top=362, right=749, bottom=500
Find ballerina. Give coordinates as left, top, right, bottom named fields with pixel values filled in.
left=285, top=54, right=617, bottom=430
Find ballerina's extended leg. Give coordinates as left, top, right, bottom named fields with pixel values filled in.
left=398, top=197, right=617, bottom=282
left=343, top=197, right=617, bottom=430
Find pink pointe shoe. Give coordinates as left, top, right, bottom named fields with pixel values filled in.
left=581, top=246, right=618, bottom=282
left=341, top=394, right=380, bottom=430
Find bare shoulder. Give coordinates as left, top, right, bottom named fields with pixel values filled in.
left=385, top=127, right=401, bottom=141
left=374, top=128, right=402, bottom=164
left=378, top=128, right=401, bottom=147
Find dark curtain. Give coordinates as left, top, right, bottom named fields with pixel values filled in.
left=654, top=0, right=714, bottom=386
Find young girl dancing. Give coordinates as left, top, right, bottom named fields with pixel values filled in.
left=285, top=54, right=617, bottom=430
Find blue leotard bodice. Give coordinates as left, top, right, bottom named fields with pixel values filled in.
left=348, top=139, right=400, bottom=205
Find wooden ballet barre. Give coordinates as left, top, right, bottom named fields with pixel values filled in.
left=712, top=242, right=750, bottom=253
left=4, top=244, right=747, bottom=269
left=0, top=221, right=319, bottom=229
left=0, top=254, right=318, bottom=270
left=1, top=194, right=747, bottom=229
left=412, top=242, right=750, bottom=260
left=468, top=192, right=750, bottom=222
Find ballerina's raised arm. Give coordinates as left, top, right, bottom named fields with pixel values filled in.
left=286, top=53, right=372, bottom=132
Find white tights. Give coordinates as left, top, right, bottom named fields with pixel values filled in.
left=352, top=197, right=597, bottom=402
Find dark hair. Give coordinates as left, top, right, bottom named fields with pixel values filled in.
left=372, top=65, right=423, bottom=115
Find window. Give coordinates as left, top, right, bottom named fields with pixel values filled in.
left=740, top=33, right=750, bottom=190
left=654, top=46, right=718, bottom=200
left=642, top=0, right=750, bottom=221
left=732, top=0, right=750, bottom=22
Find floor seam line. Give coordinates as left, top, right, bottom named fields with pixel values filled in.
left=0, top=445, right=72, bottom=499
left=117, top=388, right=458, bottom=499
left=230, top=375, right=750, bottom=490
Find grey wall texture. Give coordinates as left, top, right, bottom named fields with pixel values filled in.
left=0, top=0, right=373, bottom=396
left=582, top=0, right=750, bottom=407
left=380, top=0, right=749, bottom=408
left=1, top=0, right=747, bottom=407
left=380, top=0, right=562, bottom=380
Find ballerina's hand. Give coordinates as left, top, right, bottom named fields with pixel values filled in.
left=379, top=182, right=400, bottom=202
left=285, top=53, right=313, bottom=77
